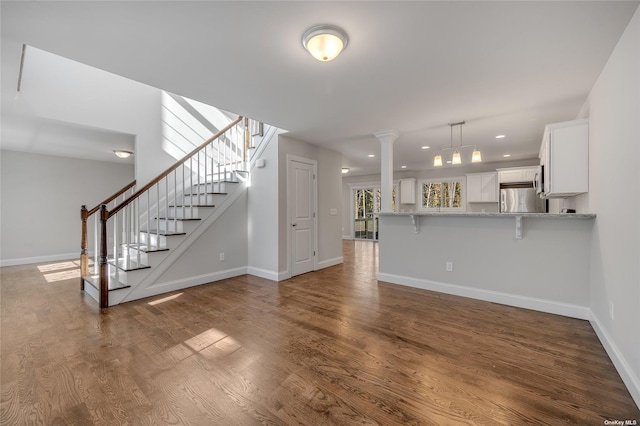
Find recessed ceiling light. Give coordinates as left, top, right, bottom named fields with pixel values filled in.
left=496, top=135, right=506, bottom=139
left=341, top=168, right=350, bottom=174
left=503, top=154, right=511, bottom=158
left=367, top=154, right=375, bottom=158
left=401, top=165, right=407, bottom=169
left=421, top=146, right=430, bottom=150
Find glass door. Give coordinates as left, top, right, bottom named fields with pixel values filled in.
left=353, top=188, right=380, bottom=240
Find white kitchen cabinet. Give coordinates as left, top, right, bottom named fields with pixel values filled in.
left=399, top=178, right=416, bottom=204
left=497, top=166, right=539, bottom=184
left=466, top=172, right=498, bottom=203
left=539, top=119, right=588, bottom=198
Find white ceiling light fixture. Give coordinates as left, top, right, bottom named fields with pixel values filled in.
left=302, top=24, right=348, bottom=62
left=496, top=134, right=506, bottom=139
left=113, top=150, right=133, bottom=159
left=433, top=121, right=482, bottom=167
left=341, top=167, right=350, bottom=174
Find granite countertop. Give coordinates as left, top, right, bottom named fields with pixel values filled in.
left=379, top=212, right=596, bottom=219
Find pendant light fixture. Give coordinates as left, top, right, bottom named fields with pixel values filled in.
left=472, top=148, right=482, bottom=163
left=432, top=121, right=482, bottom=167
left=302, top=25, right=349, bottom=61
left=451, top=150, right=462, bottom=165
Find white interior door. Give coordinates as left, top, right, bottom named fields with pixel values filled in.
left=289, top=158, right=315, bottom=277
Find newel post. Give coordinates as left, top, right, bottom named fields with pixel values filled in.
left=80, top=205, right=88, bottom=291
left=99, top=205, right=109, bottom=310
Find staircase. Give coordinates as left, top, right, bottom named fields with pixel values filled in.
left=80, top=116, right=270, bottom=309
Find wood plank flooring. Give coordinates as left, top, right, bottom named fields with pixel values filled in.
left=1, top=240, right=638, bottom=425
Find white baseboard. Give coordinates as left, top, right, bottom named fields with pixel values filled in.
left=0, top=252, right=78, bottom=267
left=317, top=256, right=344, bottom=270
left=377, top=272, right=591, bottom=320
left=120, top=267, right=248, bottom=304
left=247, top=266, right=282, bottom=282
left=590, top=313, right=640, bottom=408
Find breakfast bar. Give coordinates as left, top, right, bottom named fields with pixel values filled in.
left=377, top=212, right=596, bottom=319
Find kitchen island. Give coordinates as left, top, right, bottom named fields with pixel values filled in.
left=378, top=212, right=596, bottom=319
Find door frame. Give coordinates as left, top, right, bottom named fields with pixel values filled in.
left=286, top=155, right=318, bottom=279
left=348, top=180, right=399, bottom=239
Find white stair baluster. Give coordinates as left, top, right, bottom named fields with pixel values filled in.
left=156, top=183, right=160, bottom=241
left=204, top=145, right=208, bottom=203
left=135, top=198, right=140, bottom=265
left=164, top=176, right=168, bottom=234
left=93, top=215, right=98, bottom=275
left=190, top=157, right=194, bottom=219
left=182, top=163, right=185, bottom=220
left=113, top=212, right=119, bottom=287
left=146, top=191, right=150, bottom=249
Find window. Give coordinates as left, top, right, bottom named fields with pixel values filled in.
left=349, top=182, right=399, bottom=240
left=419, top=178, right=465, bottom=211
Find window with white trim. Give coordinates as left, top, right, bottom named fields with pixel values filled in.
left=418, top=178, right=465, bottom=211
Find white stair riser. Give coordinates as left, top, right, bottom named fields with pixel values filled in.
left=191, top=182, right=237, bottom=193
left=166, top=206, right=210, bottom=219
left=152, top=219, right=200, bottom=234
left=108, top=265, right=128, bottom=285
left=182, top=194, right=226, bottom=205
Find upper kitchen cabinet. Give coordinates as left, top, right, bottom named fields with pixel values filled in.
left=466, top=172, right=498, bottom=202
left=539, top=119, right=589, bottom=198
left=399, top=178, right=416, bottom=204
left=497, top=166, right=539, bottom=184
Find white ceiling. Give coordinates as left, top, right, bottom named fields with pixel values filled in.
left=1, top=1, right=638, bottom=175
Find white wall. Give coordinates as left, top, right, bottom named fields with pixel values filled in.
left=379, top=215, right=593, bottom=317
left=574, top=5, right=640, bottom=406
left=16, top=47, right=174, bottom=186
left=155, top=193, right=248, bottom=282
left=279, top=134, right=343, bottom=275
left=247, top=129, right=283, bottom=280
left=0, top=150, right=134, bottom=265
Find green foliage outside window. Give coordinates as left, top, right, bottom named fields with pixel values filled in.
left=421, top=180, right=463, bottom=210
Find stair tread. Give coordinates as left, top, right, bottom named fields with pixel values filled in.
left=154, top=217, right=201, bottom=221
left=108, top=258, right=151, bottom=271
left=168, top=204, right=215, bottom=208
left=141, top=229, right=187, bottom=236
left=83, top=274, right=131, bottom=292
left=125, top=244, right=169, bottom=253
left=183, top=192, right=227, bottom=196
left=195, top=180, right=239, bottom=184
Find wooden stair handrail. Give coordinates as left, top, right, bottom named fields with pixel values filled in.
left=80, top=179, right=136, bottom=292
left=108, top=116, right=244, bottom=219
left=87, top=180, right=137, bottom=216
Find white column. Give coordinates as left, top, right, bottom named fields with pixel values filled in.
left=374, top=130, right=400, bottom=213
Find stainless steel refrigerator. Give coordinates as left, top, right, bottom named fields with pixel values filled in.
left=500, top=185, right=547, bottom=213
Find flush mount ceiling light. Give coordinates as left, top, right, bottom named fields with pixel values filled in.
left=114, top=150, right=133, bottom=159
left=433, top=121, right=482, bottom=167
left=341, top=168, right=350, bottom=174
left=302, top=24, right=348, bottom=62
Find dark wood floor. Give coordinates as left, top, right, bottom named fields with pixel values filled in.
left=1, top=240, right=638, bottom=425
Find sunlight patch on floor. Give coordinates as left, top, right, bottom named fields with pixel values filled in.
left=148, top=292, right=184, bottom=306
